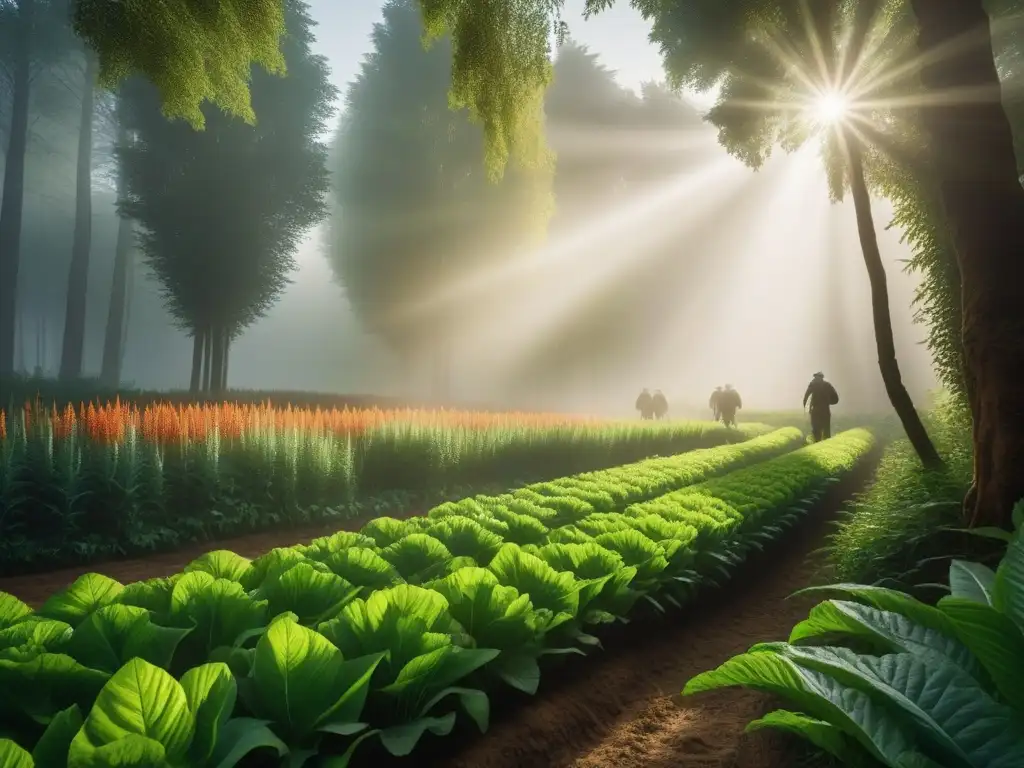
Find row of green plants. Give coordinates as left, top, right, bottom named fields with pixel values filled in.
left=0, top=428, right=874, bottom=767
left=686, top=501, right=1024, bottom=768
left=0, top=413, right=767, bottom=574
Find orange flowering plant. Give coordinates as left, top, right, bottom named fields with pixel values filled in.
left=0, top=399, right=760, bottom=573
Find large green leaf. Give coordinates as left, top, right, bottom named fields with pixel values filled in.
left=793, top=584, right=959, bottom=636
left=380, top=535, right=452, bottom=584
left=685, top=649, right=918, bottom=765
left=0, top=618, right=73, bottom=656
left=0, top=653, right=109, bottom=722
left=0, top=594, right=32, bottom=630
left=993, top=537, right=1024, bottom=631
left=0, top=740, right=33, bottom=768
left=68, top=658, right=194, bottom=766
left=789, top=600, right=981, bottom=676
left=183, top=552, right=253, bottom=585
left=38, top=575, right=124, bottom=628
left=487, top=545, right=579, bottom=619
left=168, top=573, right=268, bottom=658
left=206, top=718, right=288, bottom=768
left=938, top=596, right=1024, bottom=711
left=775, top=644, right=1024, bottom=768
left=746, top=709, right=876, bottom=768
left=948, top=561, right=997, bottom=606
left=425, top=518, right=505, bottom=563
left=67, top=605, right=191, bottom=673
left=239, top=548, right=308, bottom=592
left=318, top=585, right=455, bottom=676
left=379, top=646, right=498, bottom=725
left=377, top=714, right=455, bottom=757
left=251, top=562, right=359, bottom=625
left=73, top=734, right=166, bottom=766
left=427, top=568, right=542, bottom=651
left=115, top=578, right=178, bottom=615
left=248, top=617, right=381, bottom=741
left=319, top=548, right=404, bottom=592
left=31, top=704, right=82, bottom=767
left=180, top=663, right=236, bottom=764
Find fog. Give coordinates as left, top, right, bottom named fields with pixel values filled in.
left=2, top=0, right=937, bottom=417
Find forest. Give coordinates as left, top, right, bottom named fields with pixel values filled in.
left=0, top=1, right=1022, bottom=767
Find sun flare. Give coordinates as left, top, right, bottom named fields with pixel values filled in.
left=812, top=92, right=849, bottom=124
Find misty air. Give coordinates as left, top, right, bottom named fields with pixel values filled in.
left=0, top=1, right=1021, bottom=767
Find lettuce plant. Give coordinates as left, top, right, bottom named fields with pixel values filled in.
left=684, top=501, right=1024, bottom=768
left=318, top=585, right=499, bottom=757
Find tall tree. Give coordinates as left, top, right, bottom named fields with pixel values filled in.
left=0, top=0, right=77, bottom=375
left=329, top=0, right=551, bottom=399
left=99, top=113, right=133, bottom=388
left=57, top=46, right=97, bottom=380
left=906, top=0, right=1024, bottom=525
left=118, top=0, right=334, bottom=393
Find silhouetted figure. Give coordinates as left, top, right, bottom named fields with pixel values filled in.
left=709, top=387, right=723, bottom=421
left=652, top=390, right=668, bottom=420
left=635, top=388, right=654, bottom=420
left=803, top=372, right=839, bottom=441
left=719, top=384, right=742, bottom=427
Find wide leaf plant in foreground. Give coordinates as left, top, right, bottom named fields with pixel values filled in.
left=317, top=584, right=499, bottom=758
left=684, top=501, right=1024, bottom=768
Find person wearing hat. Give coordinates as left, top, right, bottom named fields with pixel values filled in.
left=803, top=372, right=840, bottom=441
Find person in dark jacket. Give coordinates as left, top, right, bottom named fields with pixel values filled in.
left=719, top=384, right=742, bottom=427
left=803, top=372, right=839, bottom=441
left=708, top=386, right=723, bottom=421
left=652, top=390, right=668, bottom=420
left=635, top=388, right=654, bottom=420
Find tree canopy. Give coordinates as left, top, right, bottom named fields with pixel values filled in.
left=329, top=0, right=551, bottom=386
left=72, top=0, right=286, bottom=129
left=117, top=0, right=334, bottom=373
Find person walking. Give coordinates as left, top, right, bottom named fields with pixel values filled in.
left=708, top=386, right=723, bottom=422
left=635, top=388, right=654, bottom=420
left=803, top=372, right=839, bottom=441
left=719, top=384, right=742, bottom=427
left=652, top=390, right=668, bottom=420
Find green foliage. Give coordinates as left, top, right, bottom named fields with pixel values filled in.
left=684, top=512, right=1024, bottom=768
left=329, top=0, right=552, bottom=360
left=0, top=426, right=874, bottom=765
left=116, top=0, right=335, bottom=339
left=0, top=403, right=770, bottom=573
left=828, top=393, right=976, bottom=590
left=72, top=0, right=287, bottom=130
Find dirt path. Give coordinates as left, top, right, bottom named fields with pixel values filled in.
left=421, top=467, right=873, bottom=768
left=0, top=511, right=414, bottom=607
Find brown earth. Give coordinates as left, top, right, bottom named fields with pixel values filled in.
left=0, top=507, right=424, bottom=607
left=415, top=463, right=875, bottom=768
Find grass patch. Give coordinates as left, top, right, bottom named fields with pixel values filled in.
left=825, top=392, right=979, bottom=592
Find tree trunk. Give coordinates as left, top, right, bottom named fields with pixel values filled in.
left=202, top=327, right=213, bottom=392
left=220, top=332, right=230, bottom=391
left=847, top=139, right=944, bottom=468
left=100, top=188, right=133, bottom=387
left=189, top=331, right=204, bottom=394
left=59, top=51, right=98, bottom=380
left=910, top=0, right=1024, bottom=528
left=209, top=326, right=225, bottom=396
left=0, top=0, right=33, bottom=376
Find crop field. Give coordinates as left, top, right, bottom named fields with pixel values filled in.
left=0, top=401, right=766, bottom=572
left=0, top=426, right=875, bottom=768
